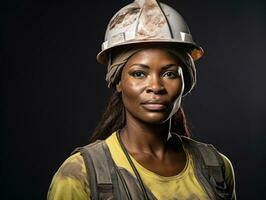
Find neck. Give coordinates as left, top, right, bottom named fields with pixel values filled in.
left=121, top=114, right=171, bottom=157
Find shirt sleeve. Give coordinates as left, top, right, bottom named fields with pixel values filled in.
left=47, top=153, right=91, bottom=200
left=220, top=153, right=237, bottom=200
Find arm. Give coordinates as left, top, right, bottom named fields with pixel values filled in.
left=47, top=153, right=90, bottom=200
left=220, top=154, right=237, bottom=200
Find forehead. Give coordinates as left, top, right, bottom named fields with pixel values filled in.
left=126, top=48, right=180, bottom=66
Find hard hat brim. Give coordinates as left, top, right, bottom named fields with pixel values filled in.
left=96, top=40, right=203, bottom=66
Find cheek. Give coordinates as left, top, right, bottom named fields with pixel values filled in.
left=121, top=78, right=144, bottom=104
left=167, top=79, right=184, bottom=100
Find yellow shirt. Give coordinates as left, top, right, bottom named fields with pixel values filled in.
left=47, top=132, right=236, bottom=200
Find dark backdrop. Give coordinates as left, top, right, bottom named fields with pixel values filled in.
left=1, top=0, right=265, bottom=199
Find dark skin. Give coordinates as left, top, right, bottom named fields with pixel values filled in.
left=116, top=47, right=187, bottom=177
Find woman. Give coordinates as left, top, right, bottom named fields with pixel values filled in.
left=47, top=0, right=236, bottom=199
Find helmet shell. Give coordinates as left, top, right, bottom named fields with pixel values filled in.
left=96, top=0, right=203, bottom=65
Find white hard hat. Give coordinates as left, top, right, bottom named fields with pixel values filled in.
left=97, top=0, right=204, bottom=65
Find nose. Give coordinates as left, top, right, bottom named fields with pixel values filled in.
left=146, top=74, right=165, bottom=94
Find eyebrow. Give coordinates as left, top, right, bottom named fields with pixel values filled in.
left=128, top=63, right=179, bottom=69
left=161, top=64, right=179, bottom=70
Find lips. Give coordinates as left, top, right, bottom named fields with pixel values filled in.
left=141, top=98, right=169, bottom=111
left=141, top=103, right=167, bottom=111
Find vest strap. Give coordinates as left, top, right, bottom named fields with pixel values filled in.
left=181, top=136, right=230, bottom=200
left=77, top=141, right=114, bottom=200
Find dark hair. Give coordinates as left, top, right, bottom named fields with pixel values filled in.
left=90, top=91, right=190, bottom=143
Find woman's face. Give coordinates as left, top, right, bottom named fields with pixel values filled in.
left=116, top=47, right=184, bottom=125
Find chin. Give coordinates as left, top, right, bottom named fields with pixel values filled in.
left=140, top=113, right=170, bottom=124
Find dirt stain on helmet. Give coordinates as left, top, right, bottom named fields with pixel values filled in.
left=110, top=8, right=140, bottom=29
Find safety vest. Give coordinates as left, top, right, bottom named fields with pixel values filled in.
left=73, top=136, right=232, bottom=200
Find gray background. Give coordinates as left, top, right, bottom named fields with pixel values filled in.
left=1, top=0, right=265, bottom=199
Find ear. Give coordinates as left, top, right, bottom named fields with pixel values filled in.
left=116, top=81, right=122, bottom=92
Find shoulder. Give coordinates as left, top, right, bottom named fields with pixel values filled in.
left=181, top=136, right=236, bottom=178
left=47, top=152, right=89, bottom=200
left=180, top=136, right=236, bottom=198
left=57, top=152, right=86, bottom=180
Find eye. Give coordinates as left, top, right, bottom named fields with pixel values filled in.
left=129, top=71, right=146, bottom=78
left=162, top=71, right=179, bottom=79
